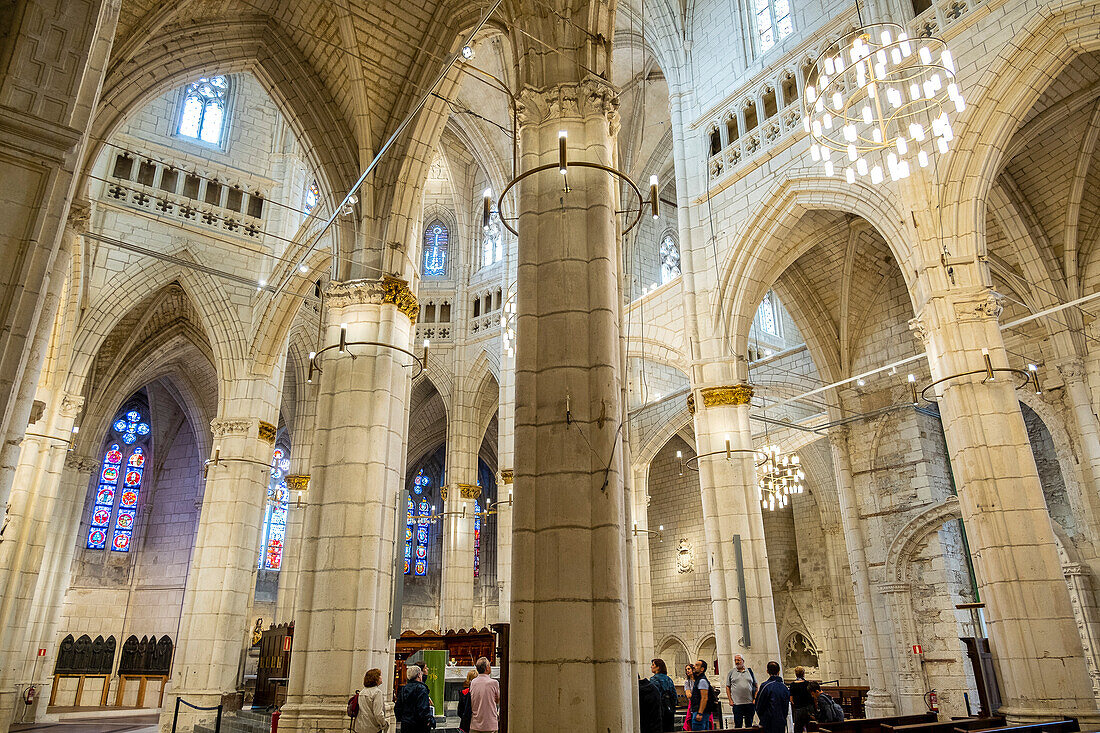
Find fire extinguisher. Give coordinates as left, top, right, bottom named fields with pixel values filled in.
left=925, top=689, right=939, bottom=713
left=271, top=707, right=280, bottom=733
left=22, top=686, right=36, bottom=706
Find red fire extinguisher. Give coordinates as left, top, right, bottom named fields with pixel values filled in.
left=22, top=686, right=36, bottom=706
left=271, top=707, right=280, bottom=733
left=926, top=689, right=939, bottom=713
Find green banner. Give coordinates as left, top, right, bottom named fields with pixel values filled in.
left=423, top=649, right=447, bottom=716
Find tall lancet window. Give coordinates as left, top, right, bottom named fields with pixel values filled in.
left=660, top=235, right=681, bottom=284
left=259, top=445, right=291, bottom=570
left=474, top=460, right=495, bottom=580
left=423, top=222, right=449, bottom=277
left=178, top=76, right=229, bottom=145
left=482, top=208, right=502, bottom=268
left=405, top=468, right=432, bottom=576
left=757, top=290, right=781, bottom=336
left=88, top=407, right=150, bottom=552
left=755, top=0, right=793, bottom=52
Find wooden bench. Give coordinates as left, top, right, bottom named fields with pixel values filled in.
left=883, top=717, right=1006, bottom=733
left=953, top=719, right=1080, bottom=733
left=818, top=712, right=940, bottom=733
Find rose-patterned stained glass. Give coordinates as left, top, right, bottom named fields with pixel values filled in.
left=88, top=406, right=151, bottom=551
left=404, top=469, right=433, bottom=576
left=259, top=446, right=291, bottom=571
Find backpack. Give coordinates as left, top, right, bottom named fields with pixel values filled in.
left=819, top=693, right=844, bottom=723
left=347, top=691, right=359, bottom=718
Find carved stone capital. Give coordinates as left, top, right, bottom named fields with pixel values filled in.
left=325, top=277, right=418, bottom=323
left=285, top=474, right=310, bottom=493
left=908, top=316, right=929, bottom=345
left=826, top=425, right=850, bottom=450
left=1057, top=358, right=1087, bottom=384
left=258, top=421, right=277, bottom=444
left=210, top=418, right=253, bottom=438
left=64, top=454, right=99, bottom=473
left=500, top=469, right=514, bottom=485
left=458, top=483, right=481, bottom=500
left=516, top=79, right=620, bottom=133
left=686, top=392, right=696, bottom=414
left=66, top=199, right=91, bottom=234
left=58, top=393, right=85, bottom=420
left=700, top=384, right=753, bottom=408
left=950, top=289, right=1003, bottom=323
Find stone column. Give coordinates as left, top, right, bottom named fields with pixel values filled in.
left=911, top=287, right=1098, bottom=722
left=829, top=425, right=896, bottom=714
left=509, top=81, right=634, bottom=733
left=21, top=453, right=100, bottom=722
left=630, top=463, right=655, bottom=674
left=278, top=277, right=416, bottom=733
left=160, top=412, right=281, bottom=732
left=441, top=396, right=480, bottom=630
left=496, top=470, right=513, bottom=623
left=0, top=391, right=83, bottom=725
left=274, top=472, right=310, bottom=624
left=691, top=384, right=781, bottom=669
left=877, top=582, right=927, bottom=714
left=0, top=0, right=119, bottom=510
left=818, top=510, right=865, bottom=685
left=1057, top=359, right=1100, bottom=534
left=1062, top=563, right=1100, bottom=702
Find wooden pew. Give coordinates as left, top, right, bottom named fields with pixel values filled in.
left=953, top=719, right=1080, bottom=733
left=817, top=712, right=940, bottom=733
left=883, top=716, right=1006, bottom=733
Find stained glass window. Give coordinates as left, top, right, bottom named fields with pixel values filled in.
left=405, top=468, right=432, bottom=576
left=423, top=222, right=449, bottom=277
left=178, top=76, right=229, bottom=145
left=259, top=446, right=291, bottom=570
left=756, top=0, right=792, bottom=53
left=757, top=290, right=780, bottom=336
left=304, top=181, right=320, bottom=215
left=87, top=407, right=150, bottom=552
left=660, top=235, right=681, bottom=284
left=482, top=208, right=502, bottom=268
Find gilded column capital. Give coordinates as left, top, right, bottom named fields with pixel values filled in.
left=516, top=78, right=620, bottom=132
left=258, top=421, right=277, bottom=444
left=457, top=483, right=482, bottom=500
left=500, top=469, right=514, bottom=485
left=700, top=384, right=753, bottom=408
left=285, top=474, right=310, bottom=493
left=324, top=276, right=418, bottom=323
left=686, top=392, right=696, bottom=414
left=210, top=418, right=254, bottom=438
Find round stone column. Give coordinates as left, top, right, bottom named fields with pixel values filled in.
left=691, top=384, right=781, bottom=669
left=277, top=277, right=416, bottom=733
left=630, top=463, right=655, bottom=674
left=509, top=80, right=634, bottom=732
left=912, top=287, right=1098, bottom=722
left=828, top=426, right=896, bottom=714
left=161, top=412, right=280, bottom=732
left=441, top=397, right=481, bottom=630
left=1056, top=358, right=1100, bottom=537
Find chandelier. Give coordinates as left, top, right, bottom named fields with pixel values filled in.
left=802, top=22, right=965, bottom=183
left=757, top=445, right=804, bottom=511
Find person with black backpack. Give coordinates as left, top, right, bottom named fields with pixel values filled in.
left=809, top=682, right=845, bottom=723
left=650, top=658, right=678, bottom=732
left=395, top=666, right=435, bottom=732
left=689, top=659, right=718, bottom=730
left=725, top=655, right=757, bottom=728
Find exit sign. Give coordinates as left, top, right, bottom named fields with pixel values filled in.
left=912, top=644, right=923, bottom=654
left=283, top=637, right=292, bottom=652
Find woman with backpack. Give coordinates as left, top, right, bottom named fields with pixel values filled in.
left=650, top=658, right=677, bottom=732
left=457, top=669, right=477, bottom=732
left=351, top=668, right=388, bottom=733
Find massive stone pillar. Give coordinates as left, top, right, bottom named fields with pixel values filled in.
left=0, top=391, right=83, bottom=726
left=691, top=385, right=781, bottom=669
left=278, top=277, right=416, bottom=733
left=509, top=80, right=634, bottom=732
left=160, top=403, right=282, bottom=732
left=1057, top=358, right=1100, bottom=537
left=496, top=353, right=515, bottom=623
left=912, top=287, right=1098, bottom=722
left=828, top=425, right=896, bottom=714
left=441, top=391, right=480, bottom=630
left=0, top=0, right=119, bottom=511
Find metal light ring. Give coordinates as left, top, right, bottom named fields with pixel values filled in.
left=203, top=456, right=277, bottom=470
left=681, top=448, right=770, bottom=471
left=496, top=160, right=646, bottom=237
left=808, top=22, right=947, bottom=72
left=310, top=340, right=425, bottom=380
left=918, top=367, right=1032, bottom=403
left=811, top=58, right=955, bottom=110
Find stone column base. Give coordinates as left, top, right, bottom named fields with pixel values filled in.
left=276, top=701, right=351, bottom=733
left=999, top=706, right=1100, bottom=725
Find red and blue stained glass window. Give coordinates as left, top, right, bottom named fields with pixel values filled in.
left=259, top=446, right=291, bottom=570
left=405, top=468, right=432, bottom=576
left=87, top=407, right=150, bottom=551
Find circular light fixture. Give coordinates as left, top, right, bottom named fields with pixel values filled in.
left=461, top=45, right=474, bottom=60
left=802, top=23, right=965, bottom=183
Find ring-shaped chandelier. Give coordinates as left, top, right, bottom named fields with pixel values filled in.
left=758, top=445, right=804, bottom=511
left=802, top=22, right=966, bottom=184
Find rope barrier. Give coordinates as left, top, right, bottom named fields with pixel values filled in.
left=172, top=696, right=223, bottom=733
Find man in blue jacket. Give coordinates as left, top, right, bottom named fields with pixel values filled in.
left=755, top=661, right=790, bottom=733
